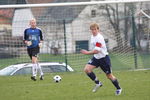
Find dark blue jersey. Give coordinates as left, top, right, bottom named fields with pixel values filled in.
left=24, top=27, right=43, bottom=48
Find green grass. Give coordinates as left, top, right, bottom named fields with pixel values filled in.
left=0, top=70, right=149, bottom=100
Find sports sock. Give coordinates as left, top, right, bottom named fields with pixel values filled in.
left=87, top=72, right=99, bottom=84
left=111, top=79, right=121, bottom=89
left=32, top=63, right=37, bottom=77
left=37, top=63, right=44, bottom=76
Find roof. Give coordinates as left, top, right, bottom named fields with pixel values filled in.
left=27, top=0, right=54, bottom=16
left=0, top=0, right=90, bottom=24
left=0, top=0, right=25, bottom=24
left=27, top=0, right=54, bottom=4
left=0, top=9, right=14, bottom=18
left=30, top=0, right=91, bottom=24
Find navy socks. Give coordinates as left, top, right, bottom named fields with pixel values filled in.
left=111, top=79, right=121, bottom=89
left=87, top=72, right=100, bottom=84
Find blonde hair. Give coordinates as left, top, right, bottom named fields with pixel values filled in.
left=90, top=23, right=99, bottom=30
left=30, top=18, right=36, bottom=22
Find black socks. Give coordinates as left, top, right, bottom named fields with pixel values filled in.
left=111, top=79, right=121, bottom=89
left=87, top=72, right=100, bottom=84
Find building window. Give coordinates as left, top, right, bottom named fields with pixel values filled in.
left=75, top=40, right=89, bottom=53
left=91, top=10, right=96, bottom=17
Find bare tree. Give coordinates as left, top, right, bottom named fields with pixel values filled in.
left=104, top=4, right=123, bottom=49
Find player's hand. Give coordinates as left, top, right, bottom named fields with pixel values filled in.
left=39, top=42, right=42, bottom=48
left=80, top=49, right=89, bottom=55
left=26, top=41, right=32, bottom=46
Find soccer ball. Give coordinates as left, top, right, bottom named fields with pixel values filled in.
left=53, top=75, right=61, bottom=83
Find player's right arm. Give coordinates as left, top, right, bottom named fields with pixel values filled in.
left=80, top=49, right=99, bottom=55
left=24, top=29, right=32, bottom=46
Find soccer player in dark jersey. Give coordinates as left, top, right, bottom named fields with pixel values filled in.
left=24, top=18, right=44, bottom=81
left=81, top=23, right=122, bottom=95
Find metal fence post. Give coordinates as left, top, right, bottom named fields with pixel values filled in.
left=63, top=19, right=68, bottom=71
left=131, top=7, right=138, bottom=69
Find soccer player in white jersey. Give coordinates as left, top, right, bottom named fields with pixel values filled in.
left=81, top=23, right=122, bottom=95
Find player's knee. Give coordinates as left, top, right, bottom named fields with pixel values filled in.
left=106, top=74, right=115, bottom=80
left=84, top=67, right=91, bottom=73
left=83, top=67, right=88, bottom=73
left=32, top=57, right=37, bottom=63
left=32, top=59, right=37, bottom=63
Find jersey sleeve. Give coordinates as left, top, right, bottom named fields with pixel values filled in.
left=39, top=30, right=43, bottom=41
left=94, top=42, right=102, bottom=51
left=93, top=37, right=103, bottom=51
left=24, top=29, right=28, bottom=40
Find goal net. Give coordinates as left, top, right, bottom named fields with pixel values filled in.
left=0, top=0, right=150, bottom=71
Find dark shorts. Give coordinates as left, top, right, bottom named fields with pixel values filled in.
left=88, top=55, right=112, bottom=74
left=27, top=46, right=40, bottom=59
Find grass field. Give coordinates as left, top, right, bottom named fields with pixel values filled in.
left=0, top=70, right=149, bottom=100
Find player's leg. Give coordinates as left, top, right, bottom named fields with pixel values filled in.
left=84, top=64, right=102, bottom=92
left=85, top=57, right=102, bottom=84
left=84, top=64, right=99, bottom=84
left=100, top=55, right=122, bottom=95
left=106, top=73, right=122, bottom=95
left=37, top=63, right=44, bottom=80
left=31, top=56, right=38, bottom=81
left=32, top=46, right=44, bottom=80
left=35, top=46, right=44, bottom=80
left=27, top=48, right=37, bottom=81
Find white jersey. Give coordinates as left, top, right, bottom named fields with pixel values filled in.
left=91, top=33, right=108, bottom=59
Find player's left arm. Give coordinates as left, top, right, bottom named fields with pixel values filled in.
left=39, top=29, right=43, bottom=48
left=81, top=39, right=102, bottom=55
left=39, top=29, right=43, bottom=42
